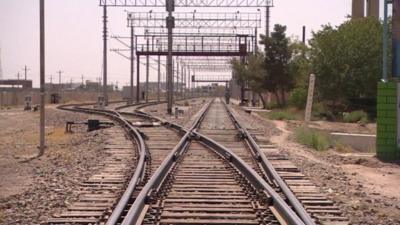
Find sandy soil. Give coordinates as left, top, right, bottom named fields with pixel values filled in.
left=290, top=120, right=376, bottom=135
left=267, top=119, right=400, bottom=225
left=0, top=106, right=108, bottom=224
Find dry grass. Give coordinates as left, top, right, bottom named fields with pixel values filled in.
left=295, top=127, right=331, bottom=151
left=47, top=127, right=71, bottom=142
left=335, top=143, right=355, bottom=153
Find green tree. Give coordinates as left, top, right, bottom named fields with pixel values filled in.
left=288, top=40, right=312, bottom=109
left=230, top=54, right=268, bottom=108
left=246, top=53, right=268, bottom=108
left=260, top=24, right=293, bottom=106
left=309, top=17, right=383, bottom=112
left=230, top=58, right=247, bottom=88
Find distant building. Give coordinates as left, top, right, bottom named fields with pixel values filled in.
left=85, top=80, right=101, bottom=91
left=122, top=82, right=170, bottom=99
left=0, top=79, right=32, bottom=90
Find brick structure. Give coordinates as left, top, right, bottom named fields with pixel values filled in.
left=377, top=82, right=399, bottom=161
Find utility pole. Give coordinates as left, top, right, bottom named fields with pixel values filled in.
left=17, top=72, right=20, bottom=80
left=266, top=6, right=271, bottom=37
left=183, top=65, right=186, bottom=98
left=0, top=48, right=3, bottom=80
left=176, top=60, right=180, bottom=99
left=157, top=53, right=161, bottom=102
left=166, top=0, right=175, bottom=114
left=81, top=74, right=84, bottom=86
left=136, top=55, right=140, bottom=103
left=254, top=27, right=258, bottom=52
left=23, top=65, right=29, bottom=80
left=181, top=63, right=184, bottom=98
left=39, top=0, right=45, bottom=157
left=383, top=0, right=389, bottom=82
left=145, top=33, right=149, bottom=103
left=188, top=69, right=191, bottom=97
left=49, top=75, right=53, bottom=84
left=102, top=4, right=108, bottom=105
left=130, top=26, right=135, bottom=104
left=57, top=70, right=63, bottom=84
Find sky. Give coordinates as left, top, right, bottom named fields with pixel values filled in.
left=0, top=0, right=355, bottom=88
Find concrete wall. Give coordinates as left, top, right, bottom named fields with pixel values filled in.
left=0, top=89, right=123, bottom=107
left=331, top=133, right=376, bottom=152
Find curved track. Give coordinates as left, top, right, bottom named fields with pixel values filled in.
left=47, top=99, right=348, bottom=225
left=120, top=99, right=310, bottom=225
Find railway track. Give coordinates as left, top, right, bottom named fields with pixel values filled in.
left=226, top=105, right=349, bottom=224
left=45, top=101, right=190, bottom=224
left=45, top=102, right=151, bottom=224
left=119, top=99, right=311, bottom=225
left=46, top=99, right=348, bottom=225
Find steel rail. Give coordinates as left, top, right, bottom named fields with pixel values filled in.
left=192, top=131, right=305, bottom=225
left=57, top=102, right=149, bottom=225
left=222, top=101, right=316, bottom=225
left=120, top=100, right=308, bottom=225
left=120, top=101, right=213, bottom=225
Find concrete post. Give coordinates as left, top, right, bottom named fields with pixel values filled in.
left=130, top=26, right=134, bottom=104
left=393, top=0, right=400, bottom=77
left=39, top=0, right=46, bottom=155
left=136, top=56, right=140, bottom=103
left=166, top=0, right=174, bottom=114
left=146, top=38, right=149, bottom=103
left=157, top=54, right=161, bottom=102
left=102, top=5, right=108, bottom=105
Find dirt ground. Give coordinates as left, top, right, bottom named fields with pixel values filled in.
left=0, top=106, right=108, bottom=224
left=292, top=120, right=376, bottom=135
left=264, top=118, right=400, bottom=224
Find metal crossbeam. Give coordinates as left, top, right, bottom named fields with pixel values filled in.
left=179, top=56, right=232, bottom=61
left=127, top=12, right=261, bottom=28
left=146, top=28, right=256, bottom=36
left=135, top=34, right=253, bottom=55
left=110, top=48, right=166, bottom=71
left=184, top=62, right=230, bottom=67
left=136, top=45, right=248, bottom=55
left=192, top=75, right=231, bottom=82
left=188, top=64, right=231, bottom=72
left=135, top=34, right=253, bottom=38
left=100, top=0, right=272, bottom=7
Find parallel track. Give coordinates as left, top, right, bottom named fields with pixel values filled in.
left=47, top=99, right=349, bottom=225
left=46, top=102, right=157, bottom=224
left=120, top=99, right=309, bottom=225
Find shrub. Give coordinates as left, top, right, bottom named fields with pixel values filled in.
left=265, top=102, right=279, bottom=110
left=295, top=127, right=330, bottom=151
left=312, top=103, right=335, bottom=121
left=335, top=143, right=354, bottom=153
left=343, top=110, right=368, bottom=123
left=289, top=87, right=308, bottom=109
left=267, top=111, right=296, bottom=120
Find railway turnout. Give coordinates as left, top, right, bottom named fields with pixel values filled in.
left=46, top=99, right=349, bottom=225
